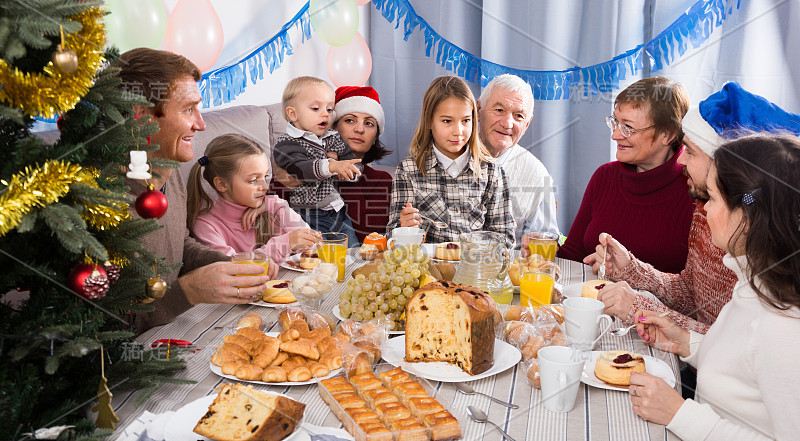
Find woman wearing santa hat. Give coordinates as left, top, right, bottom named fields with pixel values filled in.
left=333, top=86, right=393, bottom=243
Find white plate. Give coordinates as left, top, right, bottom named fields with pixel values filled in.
left=248, top=299, right=298, bottom=308
left=581, top=350, right=676, bottom=391
left=209, top=332, right=341, bottom=386
left=421, top=243, right=461, bottom=262
left=163, top=394, right=304, bottom=441
left=331, top=305, right=404, bottom=335
left=382, top=336, right=520, bottom=382
left=281, top=254, right=355, bottom=272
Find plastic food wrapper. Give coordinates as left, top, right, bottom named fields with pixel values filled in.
left=524, top=357, right=541, bottom=388
left=501, top=304, right=564, bottom=325
left=278, top=305, right=337, bottom=333
left=337, top=317, right=391, bottom=378
left=317, top=362, right=465, bottom=441
left=497, top=317, right=566, bottom=390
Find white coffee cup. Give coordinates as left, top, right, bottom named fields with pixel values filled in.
left=387, top=227, right=426, bottom=249
left=538, top=346, right=586, bottom=413
left=563, top=297, right=613, bottom=349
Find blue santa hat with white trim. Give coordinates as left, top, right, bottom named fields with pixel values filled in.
left=682, top=82, right=800, bottom=156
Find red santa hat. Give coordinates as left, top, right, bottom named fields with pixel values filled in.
left=334, top=86, right=385, bottom=134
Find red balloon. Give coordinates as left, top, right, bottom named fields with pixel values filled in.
left=165, top=0, right=224, bottom=72
left=135, top=187, right=168, bottom=219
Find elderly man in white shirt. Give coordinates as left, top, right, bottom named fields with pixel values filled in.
left=477, top=74, right=560, bottom=245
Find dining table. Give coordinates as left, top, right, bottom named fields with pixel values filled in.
left=112, top=251, right=682, bottom=441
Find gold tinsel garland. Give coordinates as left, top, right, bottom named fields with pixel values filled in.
left=0, top=7, right=106, bottom=118
left=0, top=160, right=129, bottom=237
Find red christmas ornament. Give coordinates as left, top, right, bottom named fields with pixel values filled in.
left=56, top=114, right=65, bottom=131
left=68, top=263, right=110, bottom=300
left=135, top=183, right=168, bottom=219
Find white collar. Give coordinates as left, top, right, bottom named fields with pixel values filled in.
left=494, top=144, right=520, bottom=166
left=433, top=145, right=470, bottom=178
left=286, top=123, right=337, bottom=145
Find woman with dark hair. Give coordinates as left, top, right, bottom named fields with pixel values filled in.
left=630, top=134, right=800, bottom=440
left=333, top=86, right=393, bottom=243
left=557, top=77, right=695, bottom=273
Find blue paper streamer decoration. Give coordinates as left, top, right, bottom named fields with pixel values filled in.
left=371, top=0, right=741, bottom=100
left=197, top=3, right=313, bottom=108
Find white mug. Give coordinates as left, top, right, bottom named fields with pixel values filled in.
left=563, top=297, right=613, bottom=349
left=387, top=227, right=426, bottom=249
left=538, top=346, right=586, bottom=413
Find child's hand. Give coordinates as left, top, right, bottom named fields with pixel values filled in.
left=329, top=158, right=362, bottom=180
left=325, top=151, right=339, bottom=160
left=289, top=228, right=322, bottom=252
left=241, top=198, right=267, bottom=231
left=399, top=202, right=421, bottom=227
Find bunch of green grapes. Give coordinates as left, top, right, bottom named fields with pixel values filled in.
left=339, top=244, right=431, bottom=330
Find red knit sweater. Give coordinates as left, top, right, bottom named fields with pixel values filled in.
left=339, top=164, right=392, bottom=243
left=558, top=149, right=695, bottom=273
left=611, top=200, right=737, bottom=333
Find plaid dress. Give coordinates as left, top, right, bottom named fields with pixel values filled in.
left=387, top=152, right=515, bottom=248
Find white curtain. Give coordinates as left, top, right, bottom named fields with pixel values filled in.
left=368, top=0, right=800, bottom=231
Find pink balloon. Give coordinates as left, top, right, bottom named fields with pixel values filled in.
left=326, top=32, right=372, bottom=87
left=165, top=0, right=224, bottom=72
left=356, top=0, right=371, bottom=5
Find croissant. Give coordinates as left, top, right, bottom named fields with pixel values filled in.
left=222, top=335, right=254, bottom=354
left=353, top=340, right=381, bottom=363
left=237, top=326, right=267, bottom=346
left=281, top=355, right=308, bottom=371
left=308, top=361, right=330, bottom=378
left=261, top=366, right=288, bottom=383
left=287, top=366, right=312, bottom=382
left=316, top=335, right=341, bottom=354
left=215, top=343, right=249, bottom=362
left=280, top=339, right=320, bottom=360
left=221, top=359, right=249, bottom=376
left=278, top=328, right=300, bottom=342
left=306, top=327, right=332, bottom=345
left=251, top=338, right=280, bottom=368
left=289, top=319, right=310, bottom=337
left=320, top=351, right=343, bottom=370
left=234, top=364, right=263, bottom=381
left=269, top=351, right=289, bottom=367
left=344, top=350, right=372, bottom=378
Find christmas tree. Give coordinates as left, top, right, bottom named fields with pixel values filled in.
left=1, top=1, right=192, bottom=439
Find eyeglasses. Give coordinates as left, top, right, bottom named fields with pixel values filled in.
left=605, top=115, right=655, bottom=138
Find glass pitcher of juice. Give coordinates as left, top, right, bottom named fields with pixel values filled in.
left=453, top=231, right=513, bottom=304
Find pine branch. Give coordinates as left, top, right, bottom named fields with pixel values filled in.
left=39, top=203, right=108, bottom=260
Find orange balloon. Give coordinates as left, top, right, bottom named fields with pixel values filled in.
left=165, top=0, right=224, bottom=72
left=326, top=32, right=372, bottom=87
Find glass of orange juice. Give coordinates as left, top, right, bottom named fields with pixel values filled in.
left=525, top=232, right=559, bottom=261
left=520, top=266, right=555, bottom=307
left=231, top=251, right=270, bottom=296
left=318, top=232, right=348, bottom=281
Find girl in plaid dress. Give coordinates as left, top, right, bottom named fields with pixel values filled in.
left=387, top=76, right=515, bottom=248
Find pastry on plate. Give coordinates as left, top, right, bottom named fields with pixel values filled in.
left=299, top=251, right=319, bottom=270
left=581, top=280, right=607, bottom=299
left=594, top=350, right=645, bottom=386
left=434, top=242, right=460, bottom=261
left=261, top=280, right=296, bottom=303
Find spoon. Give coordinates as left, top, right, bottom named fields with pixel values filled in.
left=419, top=214, right=448, bottom=229
left=467, top=406, right=517, bottom=441
left=598, top=244, right=607, bottom=280
left=455, top=383, right=519, bottom=409
left=609, top=311, right=671, bottom=336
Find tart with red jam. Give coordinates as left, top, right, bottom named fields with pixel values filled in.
left=594, top=350, right=645, bottom=386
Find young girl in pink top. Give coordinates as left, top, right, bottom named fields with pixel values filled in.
left=187, top=134, right=320, bottom=276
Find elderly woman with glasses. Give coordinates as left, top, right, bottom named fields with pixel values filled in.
left=557, top=77, right=695, bottom=273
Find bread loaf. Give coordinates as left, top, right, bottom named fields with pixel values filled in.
left=193, top=383, right=305, bottom=441
left=404, top=281, right=497, bottom=375
left=236, top=313, right=263, bottom=329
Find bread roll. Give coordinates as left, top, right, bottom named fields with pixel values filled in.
left=521, top=335, right=546, bottom=361
left=261, top=366, right=288, bottom=383
left=287, top=366, right=312, bottom=382
left=353, top=340, right=381, bottom=362
left=234, top=364, right=263, bottom=381
left=236, top=312, right=262, bottom=329
left=527, top=360, right=541, bottom=388
left=278, top=308, right=306, bottom=330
